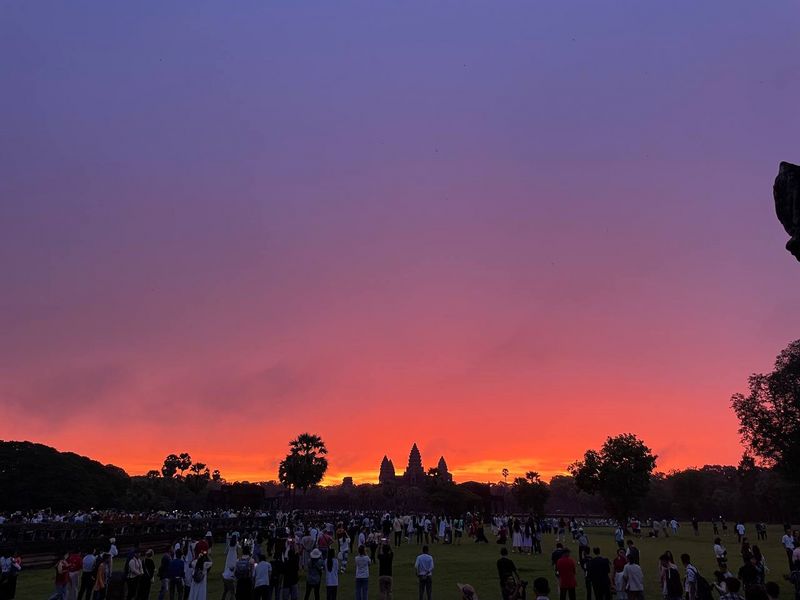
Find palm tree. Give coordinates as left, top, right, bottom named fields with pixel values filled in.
left=278, top=433, right=329, bottom=494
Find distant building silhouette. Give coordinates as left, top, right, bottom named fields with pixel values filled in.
left=377, top=443, right=453, bottom=486
left=437, top=456, right=453, bottom=483
left=379, top=455, right=396, bottom=484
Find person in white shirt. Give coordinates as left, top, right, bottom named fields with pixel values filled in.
left=782, top=529, right=796, bottom=571
left=126, top=549, right=144, bottom=598
left=324, top=548, right=339, bottom=598
left=735, top=523, right=746, bottom=543
left=713, top=538, right=727, bottom=568
left=415, top=546, right=434, bottom=600
left=354, top=546, right=370, bottom=600
left=252, top=554, right=271, bottom=598
left=622, top=555, right=644, bottom=600
left=106, top=539, right=119, bottom=575
left=220, top=566, right=236, bottom=600
left=681, top=554, right=698, bottom=600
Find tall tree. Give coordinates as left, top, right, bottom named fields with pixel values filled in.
left=161, top=454, right=181, bottom=478
left=731, top=340, right=800, bottom=475
left=278, top=433, right=328, bottom=493
left=177, top=453, right=193, bottom=478
left=568, top=433, right=657, bottom=526
left=512, top=471, right=550, bottom=515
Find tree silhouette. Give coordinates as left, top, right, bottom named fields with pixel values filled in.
left=177, top=453, right=192, bottom=478
left=161, top=454, right=181, bottom=478
left=512, top=471, right=550, bottom=515
left=569, top=433, right=656, bottom=526
left=186, top=462, right=210, bottom=493
left=732, top=340, right=800, bottom=475
left=502, top=468, right=509, bottom=484
left=278, top=433, right=328, bottom=493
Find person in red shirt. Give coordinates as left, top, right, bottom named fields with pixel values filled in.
left=556, top=548, right=578, bottom=600
left=66, top=549, right=83, bottom=599
left=48, top=553, right=70, bottom=600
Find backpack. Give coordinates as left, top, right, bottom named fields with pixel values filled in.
left=689, top=566, right=713, bottom=600
left=234, top=558, right=251, bottom=580
left=192, top=561, right=206, bottom=584
left=666, top=567, right=683, bottom=598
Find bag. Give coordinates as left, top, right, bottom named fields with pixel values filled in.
left=689, top=567, right=713, bottom=600
left=234, top=558, right=251, bottom=580
left=192, top=563, right=205, bottom=584
left=666, top=567, right=683, bottom=597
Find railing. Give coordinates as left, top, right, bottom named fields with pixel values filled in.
left=0, top=516, right=275, bottom=568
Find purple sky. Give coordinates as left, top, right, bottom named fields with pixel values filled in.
left=1, top=1, right=799, bottom=482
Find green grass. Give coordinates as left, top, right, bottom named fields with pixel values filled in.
left=17, top=523, right=792, bottom=600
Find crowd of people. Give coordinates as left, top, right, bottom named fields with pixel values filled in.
left=4, top=513, right=800, bottom=600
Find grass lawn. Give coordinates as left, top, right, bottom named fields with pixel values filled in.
left=16, top=523, right=792, bottom=600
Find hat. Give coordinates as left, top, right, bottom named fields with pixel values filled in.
left=310, top=549, right=322, bottom=559
left=457, top=583, right=479, bottom=599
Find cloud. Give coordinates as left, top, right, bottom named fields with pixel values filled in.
left=1, top=364, right=131, bottom=423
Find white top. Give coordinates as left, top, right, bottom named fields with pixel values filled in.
left=325, top=560, right=339, bottom=586
left=253, top=561, right=271, bottom=587
left=622, top=563, right=644, bottom=592
left=783, top=534, right=795, bottom=550
left=415, top=553, right=434, bottom=577
left=685, top=565, right=698, bottom=592
left=355, top=555, right=371, bottom=579
left=714, top=544, right=726, bottom=558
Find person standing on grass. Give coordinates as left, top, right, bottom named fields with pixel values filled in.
left=621, top=554, right=644, bottom=600
left=282, top=548, right=300, bottom=600
left=625, top=541, right=640, bottom=565
left=187, top=550, right=212, bottom=600
left=681, top=554, right=698, bottom=600
left=588, top=547, right=612, bottom=600
left=66, top=548, right=82, bottom=600
left=49, top=553, right=71, bottom=600
left=324, top=549, right=339, bottom=600
left=613, top=549, right=628, bottom=600
left=414, top=545, right=434, bottom=600
left=556, top=548, right=578, bottom=600
left=139, top=550, right=155, bottom=600
left=353, top=545, right=370, bottom=600
left=377, top=541, right=393, bottom=600
left=78, top=548, right=97, bottom=600
left=220, top=566, right=236, bottom=600
left=253, top=554, right=272, bottom=600
left=305, top=549, right=323, bottom=600
left=497, top=547, right=518, bottom=600
left=93, top=553, right=110, bottom=600
left=126, top=549, right=143, bottom=600
left=660, top=554, right=683, bottom=600
left=614, top=526, right=625, bottom=549
left=393, top=516, right=403, bottom=547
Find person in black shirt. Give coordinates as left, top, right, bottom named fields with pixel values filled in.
left=625, top=541, right=640, bottom=565
left=377, top=542, right=393, bottom=600
left=497, top=547, right=518, bottom=600
left=587, top=548, right=611, bottom=600
left=739, top=556, right=759, bottom=589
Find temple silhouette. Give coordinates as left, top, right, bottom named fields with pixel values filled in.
left=378, top=443, right=453, bottom=485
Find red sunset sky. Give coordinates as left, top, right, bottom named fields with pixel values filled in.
left=1, top=1, right=799, bottom=484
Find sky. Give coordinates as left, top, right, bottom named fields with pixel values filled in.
left=1, top=1, right=800, bottom=485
